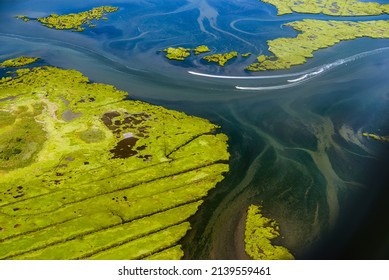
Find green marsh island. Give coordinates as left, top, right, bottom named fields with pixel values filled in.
left=362, top=133, right=389, bottom=143
left=202, top=52, right=238, bottom=66
left=16, top=6, right=118, bottom=31
left=261, top=0, right=389, bottom=16
left=161, top=0, right=389, bottom=71
left=244, top=204, right=294, bottom=260
left=162, top=45, right=211, bottom=61
left=247, top=20, right=389, bottom=71
left=162, top=47, right=192, bottom=61
left=0, top=58, right=229, bottom=259
left=250, top=0, right=389, bottom=70
left=161, top=45, right=241, bottom=66
left=193, top=45, right=211, bottom=55
left=0, top=57, right=39, bottom=68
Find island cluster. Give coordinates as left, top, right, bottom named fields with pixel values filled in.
left=161, top=0, right=389, bottom=71
left=162, top=45, right=250, bottom=66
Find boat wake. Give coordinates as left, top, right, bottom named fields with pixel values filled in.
left=189, top=47, right=389, bottom=90
left=236, top=47, right=389, bottom=90
left=188, top=70, right=297, bottom=79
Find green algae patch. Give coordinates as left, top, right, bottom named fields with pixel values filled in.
left=241, top=52, right=252, bottom=58
left=193, top=45, right=211, bottom=55
left=362, top=132, right=389, bottom=143
left=245, top=204, right=294, bottom=260
left=261, top=0, right=389, bottom=16
left=247, top=19, right=389, bottom=71
left=17, top=6, right=118, bottom=32
left=0, top=66, right=229, bottom=259
left=0, top=57, right=39, bottom=68
left=203, top=52, right=238, bottom=66
left=163, top=47, right=191, bottom=61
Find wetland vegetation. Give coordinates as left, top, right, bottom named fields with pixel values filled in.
left=0, top=59, right=229, bottom=259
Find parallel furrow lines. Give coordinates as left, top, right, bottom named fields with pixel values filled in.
left=0, top=161, right=224, bottom=217
left=0, top=171, right=225, bottom=243
left=0, top=133, right=220, bottom=209
left=3, top=202, right=200, bottom=260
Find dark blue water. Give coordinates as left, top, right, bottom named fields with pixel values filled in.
left=1, top=0, right=389, bottom=259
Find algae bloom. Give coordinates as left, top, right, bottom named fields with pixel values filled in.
left=0, top=60, right=229, bottom=259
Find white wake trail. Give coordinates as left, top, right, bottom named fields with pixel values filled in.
left=188, top=70, right=302, bottom=79
left=236, top=83, right=302, bottom=91
left=188, top=47, right=389, bottom=87
left=236, top=47, right=389, bottom=91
